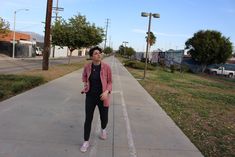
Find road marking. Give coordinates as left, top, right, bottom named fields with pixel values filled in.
left=88, top=57, right=137, bottom=157
left=89, top=119, right=100, bottom=157
left=114, top=58, right=137, bottom=157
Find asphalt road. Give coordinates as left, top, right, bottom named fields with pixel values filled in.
left=0, top=56, right=86, bottom=74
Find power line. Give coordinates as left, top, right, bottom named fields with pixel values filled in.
left=52, top=0, right=64, bottom=22
left=52, top=0, right=64, bottom=58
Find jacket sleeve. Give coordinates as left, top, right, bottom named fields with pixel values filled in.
left=82, top=65, right=87, bottom=82
left=106, top=65, right=112, bottom=93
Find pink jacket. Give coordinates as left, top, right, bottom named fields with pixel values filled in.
left=81, top=62, right=112, bottom=107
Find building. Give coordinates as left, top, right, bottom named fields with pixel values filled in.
left=151, top=49, right=184, bottom=67
left=135, top=52, right=144, bottom=61
left=50, top=46, right=87, bottom=58
left=0, top=31, right=30, bottom=42
left=0, top=31, right=35, bottom=57
left=150, top=49, right=163, bottom=63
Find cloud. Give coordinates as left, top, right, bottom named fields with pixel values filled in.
left=132, top=29, right=190, bottom=38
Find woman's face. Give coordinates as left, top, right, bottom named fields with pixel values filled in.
left=92, top=50, right=102, bottom=62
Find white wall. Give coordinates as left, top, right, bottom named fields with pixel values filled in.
left=50, top=46, right=87, bottom=58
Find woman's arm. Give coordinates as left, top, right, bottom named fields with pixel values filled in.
left=106, top=66, right=112, bottom=93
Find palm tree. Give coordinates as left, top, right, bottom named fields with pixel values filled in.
left=145, top=31, right=156, bottom=47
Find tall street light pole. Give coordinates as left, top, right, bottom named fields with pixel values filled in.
left=42, top=0, right=53, bottom=70
left=12, top=8, right=29, bottom=59
left=122, top=41, right=128, bottom=56
left=141, top=12, right=160, bottom=79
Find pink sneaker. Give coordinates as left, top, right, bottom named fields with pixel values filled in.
left=100, top=129, right=107, bottom=140
left=80, top=141, right=89, bottom=153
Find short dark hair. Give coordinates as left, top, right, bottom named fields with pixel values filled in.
left=89, top=46, right=102, bottom=57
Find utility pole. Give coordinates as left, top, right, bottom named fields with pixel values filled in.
left=42, top=0, right=53, bottom=70
left=109, top=36, right=111, bottom=48
left=104, top=18, right=110, bottom=50
left=52, top=0, right=64, bottom=58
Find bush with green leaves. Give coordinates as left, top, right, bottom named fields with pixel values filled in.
left=124, top=60, right=155, bottom=70
left=180, top=64, right=190, bottom=73
left=11, top=76, right=44, bottom=93
left=0, top=90, right=4, bottom=99
left=170, top=65, right=175, bottom=73
left=11, top=81, right=28, bottom=93
left=0, top=75, right=44, bottom=97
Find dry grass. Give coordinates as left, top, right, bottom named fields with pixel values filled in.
left=19, top=60, right=87, bottom=82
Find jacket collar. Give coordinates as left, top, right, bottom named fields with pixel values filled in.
left=89, top=61, right=104, bottom=70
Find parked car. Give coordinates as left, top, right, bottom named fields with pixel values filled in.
left=35, top=47, right=43, bottom=56
left=208, top=66, right=235, bottom=78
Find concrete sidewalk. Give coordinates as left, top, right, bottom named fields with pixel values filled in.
left=0, top=56, right=203, bottom=157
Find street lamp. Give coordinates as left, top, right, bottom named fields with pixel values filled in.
left=12, top=8, right=29, bottom=58
left=122, top=41, right=128, bottom=56
left=141, top=12, right=160, bottom=79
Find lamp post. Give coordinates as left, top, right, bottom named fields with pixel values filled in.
left=12, top=8, right=29, bottom=58
left=122, top=41, right=128, bottom=56
left=141, top=12, right=160, bottom=79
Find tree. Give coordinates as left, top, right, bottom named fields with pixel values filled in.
left=52, top=14, right=104, bottom=63
left=117, top=45, right=125, bottom=55
left=103, top=46, right=113, bottom=54
left=125, top=47, right=136, bottom=58
left=0, top=17, right=10, bottom=36
left=185, top=30, right=233, bottom=72
left=146, top=31, right=156, bottom=47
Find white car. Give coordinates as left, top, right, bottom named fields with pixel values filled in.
left=36, top=47, right=43, bottom=56
left=208, top=66, right=235, bottom=78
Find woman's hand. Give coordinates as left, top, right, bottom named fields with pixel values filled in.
left=100, top=90, right=109, bottom=101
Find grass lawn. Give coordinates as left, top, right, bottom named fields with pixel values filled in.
left=0, top=60, right=87, bottom=101
left=118, top=57, right=235, bottom=157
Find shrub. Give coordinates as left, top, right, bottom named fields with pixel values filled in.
left=151, top=62, right=158, bottom=67
left=10, top=76, right=44, bottom=94
left=124, top=60, right=155, bottom=70
left=0, top=90, right=4, bottom=99
left=26, top=76, right=44, bottom=86
left=170, top=65, right=175, bottom=73
left=180, top=64, right=190, bottom=73
left=11, top=81, right=27, bottom=93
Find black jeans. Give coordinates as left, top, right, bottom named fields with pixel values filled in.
left=84, top=94, right=109, bottom=141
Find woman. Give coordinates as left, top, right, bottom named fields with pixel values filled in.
left=80, top=46, right=112, bottom=153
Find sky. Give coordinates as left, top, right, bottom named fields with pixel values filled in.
left=0, top=0, right=235, bottom=51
